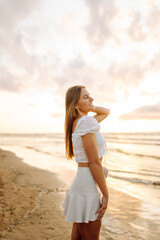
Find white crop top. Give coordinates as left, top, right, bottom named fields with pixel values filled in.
left=72, top=115, right=107, bottom=163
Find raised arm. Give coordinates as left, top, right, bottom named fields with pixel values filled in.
left=91, top=106, right=110, bottom=123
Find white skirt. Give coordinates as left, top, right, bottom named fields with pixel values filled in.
left=63, top=167, right=102, bottom=223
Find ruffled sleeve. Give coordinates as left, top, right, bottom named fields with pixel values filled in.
left=75, top=116, right=100, bottom=136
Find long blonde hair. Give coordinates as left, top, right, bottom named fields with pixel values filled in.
left=65, top=85, right=85, bottom=159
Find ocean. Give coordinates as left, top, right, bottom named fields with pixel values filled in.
left=0, top=131, right=160, bottom=239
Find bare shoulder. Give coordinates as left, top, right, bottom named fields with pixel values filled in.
left=93, top=114, right=109, bottom=123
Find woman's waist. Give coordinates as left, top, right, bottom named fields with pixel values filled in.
left=78, top=162, right=90, bottom=167
left=77, top=157, right=103, bottom=167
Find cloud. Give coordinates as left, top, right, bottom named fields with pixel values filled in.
left=52, top=54, right=148, bottom=106
left=83, top=0, right=117, bottom=49
left=53, top=56, right=102, bottom=94
left=0, top=51, right=60, bottom=93
left=0, top=0, right=40, bottom=31
left=146, top=1, right=160, bottom=38
left=127, top=12, right=147, bottom=41
left=49, top=55, right=117, bottom=105
left=119, top=102, right=160, bottom=120
left=0, top=0, right=159, bottom=107
left=127, top=1, right=160, bottom=43
left=149, top=51, right=160, bottom=71
left=0, top=0, right=45, bottom=93
left=106, top=61, right=146, bottom=90
left=0, top=67, right=23, bottom=92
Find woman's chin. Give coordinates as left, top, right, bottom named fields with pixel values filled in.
left=89, top=105, right=95, bottom=110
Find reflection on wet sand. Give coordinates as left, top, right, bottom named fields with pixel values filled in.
left=103, top=184, right=160, bottom=240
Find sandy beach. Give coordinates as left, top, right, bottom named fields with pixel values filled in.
left=0, top=145, right=160, bottom=240
left=0, top=148, right=74, bottom=239
left=0, top=148, right=106, bottom=240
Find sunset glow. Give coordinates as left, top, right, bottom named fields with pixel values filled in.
left=0, top=0, right=160, bottom=133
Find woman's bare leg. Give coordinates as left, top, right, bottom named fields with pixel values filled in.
left=71, top=223, right=82, bottom=240
left=78, top=220, right=101, bottom=240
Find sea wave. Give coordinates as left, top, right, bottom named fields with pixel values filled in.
left=25, top=146, right=51, bottom=155
left=109, top=148, right=160, bottom=160
left=109, top=169, right=160, bottom=177
left=105, top=139, right=160, bottom=146
left=109, top=174, right=160, bottom=186
left=105, top=136, right=160, bottom=142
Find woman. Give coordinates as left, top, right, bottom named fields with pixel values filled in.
left=63, top=85, right=110, bottom=240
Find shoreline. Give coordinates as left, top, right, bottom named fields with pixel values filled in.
left=0, top=148, right=106, bottom=239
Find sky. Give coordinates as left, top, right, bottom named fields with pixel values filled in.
left=0, top=0, right=160, bottom=133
